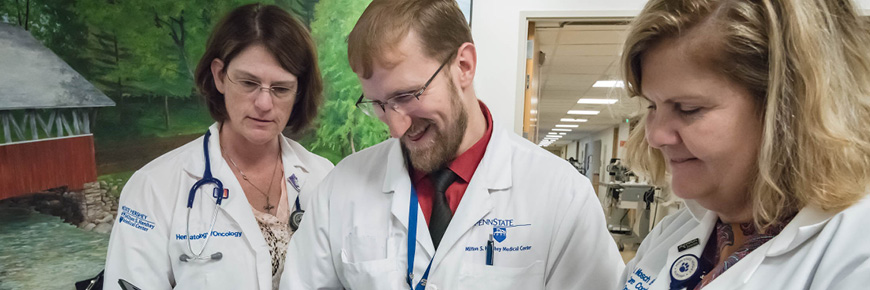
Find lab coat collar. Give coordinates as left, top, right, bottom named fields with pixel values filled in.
left=665, top=210, right=718, bottom=266
left=695, top=203, right=842, bottom=289
left=660, top=196, right=849, bottom=289
left=381, top=123, right=513, bottom=193
left=684, top=199, right=709, bottom=222
left=180, top=123, right=273, bottom=290
left=382, top=123, right=514, bottom=261
left=430, top=126, right=513, bottom=269
left=278, top=133, right=309, bottom=194
left=764, top=203, right=840, bottom=257
left=680, top=196, right=840, bottom=257
left=183, top=123, right=310, bottom=188
left=182, top=123, right=225, bottom=181
left=473, top=124, right=513, bottom=191
left=650, top=209, right=717, bottom=290
left=382, top=138, right=408, bottom=194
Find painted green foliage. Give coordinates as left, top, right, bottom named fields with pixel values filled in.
left=0, top=0, right=386, bottom=164
left=73, top=0, right=265, bottom=130
left=308, top=0, right=389, bottom=162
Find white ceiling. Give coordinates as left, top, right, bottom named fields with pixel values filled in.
left=532, top=21, right=644, bottom=146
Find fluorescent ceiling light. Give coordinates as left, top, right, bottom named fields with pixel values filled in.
left=552, top=128, right=572, bottom=132
left=555, top=124, right=579, bottom=128
left=561, top=118, right=588, bottom=122
left=530, top=118, right=537, bottom=122
left=530, top=110, right=537, bottom=115
left=531, top=98, right=538, bottom=105
left=593, top=80, right=624, bottom=88
left=559, top=133, right=566, bottom=135
left=577, top=98, right=619, bottom=104
left=568, top=110, right=600, bottom=115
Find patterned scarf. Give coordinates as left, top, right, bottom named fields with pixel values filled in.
left=692, top=216, right=792, bottom=290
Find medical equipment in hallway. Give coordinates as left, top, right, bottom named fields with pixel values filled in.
left=603, top=159, right=658, bottom=251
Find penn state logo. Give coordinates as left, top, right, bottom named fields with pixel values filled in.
left=493, top=227, right=507, bottom=243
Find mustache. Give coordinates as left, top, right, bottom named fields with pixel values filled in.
left=402, top=119, right=434, bottom=139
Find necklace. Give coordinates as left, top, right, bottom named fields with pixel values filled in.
left=226, top=150, right=281, bottom=212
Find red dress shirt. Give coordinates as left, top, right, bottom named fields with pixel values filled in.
left=411, top=101, right=494, bottom=225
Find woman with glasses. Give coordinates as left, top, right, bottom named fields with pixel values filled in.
left=103, top=4, right=333, bottom=289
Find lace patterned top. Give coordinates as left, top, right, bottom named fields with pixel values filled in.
left=251, top=174, right=293, bottom=290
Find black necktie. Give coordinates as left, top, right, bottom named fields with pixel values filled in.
left=429, top=168, right=458, bottom=250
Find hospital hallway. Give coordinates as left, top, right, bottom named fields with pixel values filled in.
left=0, top=206, right=107, bottom=289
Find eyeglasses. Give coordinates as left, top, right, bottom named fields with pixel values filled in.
left=355, top=50, right=457, bottom=117
left=225, top=73, right=297, bottom=101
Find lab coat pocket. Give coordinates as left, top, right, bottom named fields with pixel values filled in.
left=339, top=255, right=405, bottom=290
left=458, top=260, right=546, bottom=290
left=342, top=234, right=388, bottom=262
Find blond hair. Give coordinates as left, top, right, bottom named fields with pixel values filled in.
left=347, top=0, right=472, bottom=79
left=623, top=0, right=870, bottom=229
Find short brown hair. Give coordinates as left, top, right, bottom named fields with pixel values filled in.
left=194, top=3, right=322, bottom=133
left=347, top=0, right=472, bottom=79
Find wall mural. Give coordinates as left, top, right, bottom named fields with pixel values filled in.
left=0, top=0, right=471, bottom=288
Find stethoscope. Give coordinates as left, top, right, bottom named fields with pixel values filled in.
left=179, top=130, right=305, bottom=263
left=180, top=130, right=225, bottom=262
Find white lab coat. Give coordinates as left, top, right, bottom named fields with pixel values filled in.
left=103, top=123, right=333, bottom=289
left=619, top=194, right=870, bottom=290
left=280, top=124, right=625, bottom=290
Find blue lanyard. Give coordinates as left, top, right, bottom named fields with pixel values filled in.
left=294, top=196, right=301, bottom=211
left=407, top=186, right=434, bottom=290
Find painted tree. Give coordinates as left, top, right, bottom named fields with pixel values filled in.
left=0, top=0, right=91, bottom=76
left=308, top=0, right=388, bottom=163
left=278, top=0, right=319, bottom=27
left=136, top=0, right=272, bottom=129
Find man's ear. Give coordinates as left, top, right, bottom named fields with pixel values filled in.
left=211, top=58, right=227, bottom=94
left=454, top=42, right=477, bottom=90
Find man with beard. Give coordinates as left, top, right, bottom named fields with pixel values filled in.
left=280, top=0, right=624, bottom=289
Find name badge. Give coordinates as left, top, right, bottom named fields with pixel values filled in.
left=678, top=238, right=700, bottom=252
left=670, top=254, right=701, bottom=289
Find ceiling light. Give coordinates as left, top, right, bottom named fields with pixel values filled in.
left=555, top=124, right=579, bottom=128
left=552, top=128, right=572, bottom=132
left=531, top=98, right=538, bottom=105
left=577, top=98, right=619, bottom=104
left=559, top=133, right=566, bottom=135
left=561, top=118, right=588, bottom=122
left=530, top=110, right=537, bottom=115
left=592, top=80, right=624, bottom=88
left=568, top=110, right=600, bottom=115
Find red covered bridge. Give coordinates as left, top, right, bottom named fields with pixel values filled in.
left=0, top=23, right=115, bottom=200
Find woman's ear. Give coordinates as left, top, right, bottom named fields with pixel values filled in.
left=211, top=58, right=226, bottom=94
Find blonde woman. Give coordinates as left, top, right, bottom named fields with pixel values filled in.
left=618, top=0, right=870, bottom=289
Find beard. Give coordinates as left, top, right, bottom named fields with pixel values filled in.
left=400, top=79, right=468, bottom=173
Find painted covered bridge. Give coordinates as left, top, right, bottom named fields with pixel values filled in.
left=0, top=22, right=115, bottom=200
